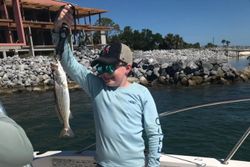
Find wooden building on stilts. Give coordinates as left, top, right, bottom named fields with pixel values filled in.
left=0, top=0, right=110, bottom=57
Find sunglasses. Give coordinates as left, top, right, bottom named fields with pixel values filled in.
left=96, top=61, right=127, bottom=74
left=96, top=64, right=116, bottom=74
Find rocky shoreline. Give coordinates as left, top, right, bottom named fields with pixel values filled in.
left=1, top=47, right=250, bottom=94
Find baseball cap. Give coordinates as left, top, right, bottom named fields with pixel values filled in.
left=91, top=42, right=133, bottom=67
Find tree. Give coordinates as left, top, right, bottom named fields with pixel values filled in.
left=140, top=29, right=154, bottom=50
left=221, top=39, right=226, bottom=46
left=164, top=33, right=175, bottom=49
left=205, top=42, right=217, bottom=48
left=225, top=40, right=230, bottom=47
left=163, top=33, right=185, bottom=49
left=152, top=33, right=164, bottom=50
left=118, top=26, right=134, bottom=47
left=192, top=42, right=200, bottom=48
left=93, top=17, right=120, bottom=44
left=90, top=19, right=202, bottom=50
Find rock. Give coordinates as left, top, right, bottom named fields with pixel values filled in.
left=161, top=63, right=169, bottom=69
left=203, top=68, right=210, bottom=75
left=2, top=74, right=8, bottom=81
left=181, top=77, right=188, bottom=86
left=0, top=47, right=248, bottom=91
left=153, top=67, right=160, bottom=77
left=158, top=76, right=168, bottom=84
left=202, top=62, right=213, bottom=71
left=204, top=76, right=212, bottom=83
left=194, top=70, right=202, bottom=76
left=190, top=76, right=203, bottom=85
left=210, top=70, right=217, bottom=76
left=240, top=74, right=248, bottom=81
left=139, top=76, right=149, bottom=86
left=219, top=77, right=230, bottom=85
left=133, top=68, right=144, bottom=78
left=128, top=77, right=139, bottom=83
left=241, top=67, right=250, bottom=78
left=188, top=79, right=196, bottom=86
left=146, top=70, right=153, bottom=77
left=221, top=63, right=231, bottom=72
left=33, top=87, right=43, bottom=91
left=225, top=72, right=236, bottom=80
left=216, top=68, right=225, bottom=77
left=187, top=61, right=198, bottom=69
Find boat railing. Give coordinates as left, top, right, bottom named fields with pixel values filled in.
left=159, top=98, right=250, bottom=165
left=222, top=126, right=250, bottom=164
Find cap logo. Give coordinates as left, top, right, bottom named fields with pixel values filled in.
left=103, top=45, right=111, bottom=56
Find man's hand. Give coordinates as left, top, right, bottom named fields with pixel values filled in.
left=54, top=4, right=74, bottom=32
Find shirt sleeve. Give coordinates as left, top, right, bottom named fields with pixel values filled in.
left=142, top=89, right=163, bottom=167
left=0, top=114, right=34, bottom=167
left=53, top=32, right=103, bottom=97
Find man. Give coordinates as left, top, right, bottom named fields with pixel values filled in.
left=0, top=101, right=33, bottom=167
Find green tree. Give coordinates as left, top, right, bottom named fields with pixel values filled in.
left=118, top=26, right=134, bottom=48
left=225, top=40, right=230, bottom=47
left=164, top=33, right=175, bottom=49
left=205, top=42, right=217, bottom=48
left=163, top=33, right=185, bottom=49
left=152, top=33, right=164, bottom=50
left=92, top=20, right=201, bottom=50
left=93, top=17, right=120, bottom=44
left=140, top=29, right=154, bottom=50
left=132, top=30, right=144, bottom=50
left=221, top=39, right=226, bottom=46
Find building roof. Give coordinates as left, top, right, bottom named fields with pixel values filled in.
left=5, top=0, right=107, bottom=18
left=0, top=18, right=111, bottom=31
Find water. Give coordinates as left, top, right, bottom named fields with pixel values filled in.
left=228, top=55, right=250, bottom=70
left=0, top=83, right=250, bottom=161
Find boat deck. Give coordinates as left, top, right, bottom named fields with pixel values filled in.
left=32, top=150, right=250, bottom=167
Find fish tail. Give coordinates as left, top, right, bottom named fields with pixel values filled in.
left=59, top=127, right=75, bottom=138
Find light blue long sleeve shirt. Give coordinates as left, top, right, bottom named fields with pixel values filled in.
left=59, top=39, right=163, bottom=167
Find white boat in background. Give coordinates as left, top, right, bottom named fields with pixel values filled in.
left=32, top=99, right=250, bottom=167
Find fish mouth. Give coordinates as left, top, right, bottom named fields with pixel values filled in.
left=51, top=63, right=58, bottom=71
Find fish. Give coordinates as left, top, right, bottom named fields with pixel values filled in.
left=51, top=60, right=74, bottom=138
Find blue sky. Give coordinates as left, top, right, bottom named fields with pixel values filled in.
left=68, top=0, right=250, bottom=46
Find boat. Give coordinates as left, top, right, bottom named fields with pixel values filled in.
left=32, top=150, right=250, bottom=167
left=31, top=99, right=250, bottom=167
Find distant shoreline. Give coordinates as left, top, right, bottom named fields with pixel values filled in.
left=1, top=48, right=250, bottom=95
left=1, top=75, right=250, bottom=95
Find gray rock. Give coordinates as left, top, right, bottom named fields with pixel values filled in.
left=190, top=76, right=203, bottom=85
left=139, top=76, right=148, bottom=85
left=161, top=63, right=169, bottom=69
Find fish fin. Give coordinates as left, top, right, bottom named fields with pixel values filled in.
left=69, top=111, right=73, bottom=119
left=59, top=127, right=74, bottom=138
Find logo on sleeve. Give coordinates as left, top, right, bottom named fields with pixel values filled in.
left=155, top=117, right=160, bottom=125
left=128, top=100, right=136, bottom=104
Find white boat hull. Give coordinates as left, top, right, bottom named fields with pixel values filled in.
left=32, top=151, right=250, bottom=167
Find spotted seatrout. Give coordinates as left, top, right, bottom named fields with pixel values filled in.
left=51, top=60, right=74, bottom=138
